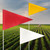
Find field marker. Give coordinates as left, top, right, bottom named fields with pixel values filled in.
left=28, top=0, right=47, bottom=50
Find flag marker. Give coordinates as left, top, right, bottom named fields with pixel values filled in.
left=28, top=2, right=47, bottom=50
left=3, top=9, right=32, bottom=50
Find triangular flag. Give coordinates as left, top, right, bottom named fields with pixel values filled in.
left=20, top=27, right=44, bottom=44
left=3, top=9, right=32, bottom=30
left=28, top=3, right=47, bottom=16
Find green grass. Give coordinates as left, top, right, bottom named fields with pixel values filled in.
left=0, top=24, right=50, bottom=50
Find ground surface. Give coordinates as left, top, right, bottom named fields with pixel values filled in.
left=0, top=24, right=50, bottom=50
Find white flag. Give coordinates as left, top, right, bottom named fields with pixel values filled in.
left=20, top=27, right=44, bottom=44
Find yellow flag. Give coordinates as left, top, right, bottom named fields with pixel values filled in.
left=28, top=3, right=47, bottom=16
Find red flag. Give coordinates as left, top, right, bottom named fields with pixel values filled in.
left=3, top=9, right=32, bottom=30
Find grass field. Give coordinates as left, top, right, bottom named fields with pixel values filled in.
left=0, top=24, right=50, bottom=50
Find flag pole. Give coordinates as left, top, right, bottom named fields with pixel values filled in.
left=20, top=44, right=21, bottom=50
left=3, top=30, right=4, bottom=50
left=3, top=9, right=4, bottom=50
left=28, top=23, right=30, bottom=50
left=28, top=0, right=30, bottom=50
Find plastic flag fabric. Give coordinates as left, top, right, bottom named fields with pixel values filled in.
left=28, top=3, right=47, bottom=16
left=3, top=9, right=32, bottom=30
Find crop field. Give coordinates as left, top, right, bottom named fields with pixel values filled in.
left=0, top=24, right=50, bottom=50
